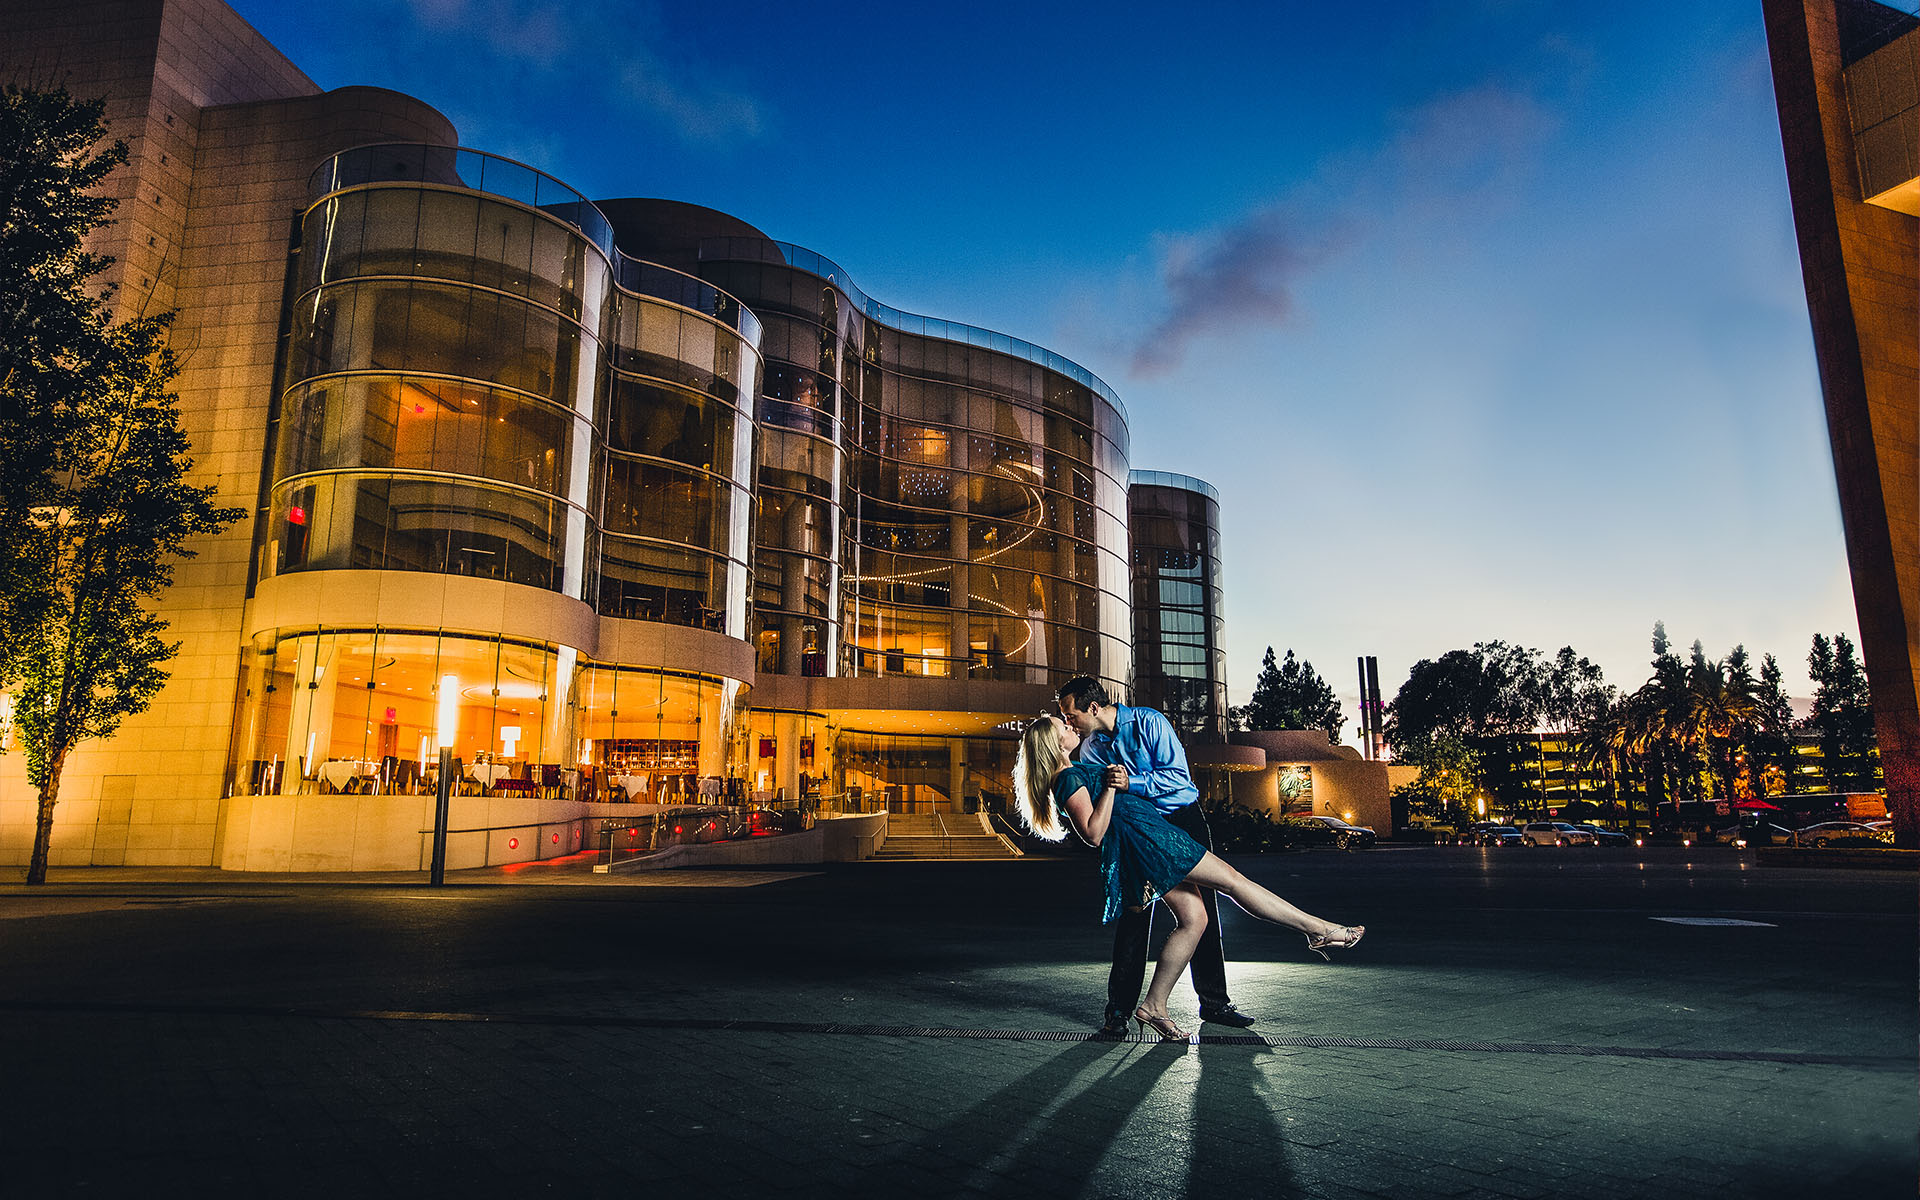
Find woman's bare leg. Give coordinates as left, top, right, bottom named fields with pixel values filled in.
left=1140, top=884, right=1207, bottom=1018
left=1184, top=852, right=1347, bottom=940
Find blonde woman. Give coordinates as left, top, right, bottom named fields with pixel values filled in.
left=1014, top=715, right=1364, bottom=1040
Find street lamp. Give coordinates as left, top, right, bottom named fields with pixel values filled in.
left=429, top=674, right=457, bottom=885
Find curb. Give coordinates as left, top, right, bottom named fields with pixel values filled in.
left=1754, top=846, right=1917, bottom=871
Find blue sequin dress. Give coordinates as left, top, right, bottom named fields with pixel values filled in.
left=1051, top=763, right=1208, bottom=924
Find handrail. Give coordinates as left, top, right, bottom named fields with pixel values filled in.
left=306, top=144, right=761, bottom=345
left=697, top=236, right=1127, bottom=424
left=1127, top=470, right=1220, bottom=502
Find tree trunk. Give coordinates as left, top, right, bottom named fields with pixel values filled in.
left=24, top=752, right=67, bottom=886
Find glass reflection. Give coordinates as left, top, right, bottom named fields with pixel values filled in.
left=226, top=628, right=745, bottom=804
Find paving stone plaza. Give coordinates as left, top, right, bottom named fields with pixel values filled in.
left=2, top=848, right=1913, bottom=1198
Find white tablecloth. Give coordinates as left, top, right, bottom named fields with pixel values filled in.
left=467, top=762, right=512, bottom=787
left=317, top=760, right=377, bottom=791
left=609, top=774, right=649, bottom=798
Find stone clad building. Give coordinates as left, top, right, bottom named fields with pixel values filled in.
left=1763, top=0, right=1919, bottom=841
left=0, top=0, right=1248, bottom=870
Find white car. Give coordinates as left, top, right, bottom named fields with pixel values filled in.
left=1522, top=821, right=1595, bottom=846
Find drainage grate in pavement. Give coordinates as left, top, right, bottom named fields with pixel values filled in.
left=0, top=1000, right=1902, bottom=1069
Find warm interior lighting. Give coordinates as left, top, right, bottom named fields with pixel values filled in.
left=499, top=725, right=520, bottom=756
left=436, top=674, right=459, bottom=748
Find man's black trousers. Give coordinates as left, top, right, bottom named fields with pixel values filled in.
left=1105, top=801, right=1231, bottom=1021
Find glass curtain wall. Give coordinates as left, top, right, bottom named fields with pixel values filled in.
left=225, top=627, right=743, bottom=802
left=686, top=258, right=850, bottom=677
left=1126, top=472, right=1228, bottom=738
left=264, top=185, right=607, bottom=598
left=233, top=150, right=766, bottom=807
left=848, top=327, right=1130, bottom=692
left=828, top=731, right=1021, bottom=815
left=700, top=242, right=1131, bottom=694
left=600, top=292, right=760, bottom=638
left=264, top=154, right=762, bottom=639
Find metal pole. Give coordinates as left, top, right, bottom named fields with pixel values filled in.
left=1356, top=657, right=1370, bottom=759
left=429, top=746, right=452, bottom=885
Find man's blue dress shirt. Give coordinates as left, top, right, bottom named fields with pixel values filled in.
left=1075, top=704, right=1198, bottom=815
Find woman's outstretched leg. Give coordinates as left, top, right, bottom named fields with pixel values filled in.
left=1139, top=884, right=1207, bottom=1028
left=1184, top=852, right=1354, bottom=942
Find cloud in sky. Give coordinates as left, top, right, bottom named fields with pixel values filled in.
left=1128, top=83, right=1559, bottom=377
left=1129, top=205, right=1333, bottom=377
left=617, top=57, right=765, bottom=143
left=397, top=0, right=765, bottom=147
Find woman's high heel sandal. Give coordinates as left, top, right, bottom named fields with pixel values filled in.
left=1133, top=1006, right=1190, bottom=1042
left=1305, top=924, right=1365, bottom=962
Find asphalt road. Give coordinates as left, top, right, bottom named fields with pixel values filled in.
left=0, top=846, right=1912, bottom=1198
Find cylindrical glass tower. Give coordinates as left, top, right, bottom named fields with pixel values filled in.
left=1126, top=470, right=1228, bottom=739
left=229, top=146, right=762, bottom=807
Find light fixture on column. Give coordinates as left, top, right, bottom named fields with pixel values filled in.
left=437, top=674, right=458, bottom=752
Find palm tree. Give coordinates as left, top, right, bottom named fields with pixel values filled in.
left=1681, top=658, right=1761, bottom=800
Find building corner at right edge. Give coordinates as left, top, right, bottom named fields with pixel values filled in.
left=1762, top=0, right=1920, bottom=844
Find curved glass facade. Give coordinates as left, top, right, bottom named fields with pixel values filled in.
left=232, top=147, right=765, bottom=804
left=229, top=144, right=1151, bottom=820
left=226, top=627, right=744, bottom=805
left=599, top=292, right=757, bottom=639
left=1127, top=471, right=1227, bottom=737
left=260, top=147, right=762, bottom=635
left=700, top=239, right=1133, bottom=693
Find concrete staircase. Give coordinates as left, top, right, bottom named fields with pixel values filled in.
left=870, top=812, right=1021, bottom=861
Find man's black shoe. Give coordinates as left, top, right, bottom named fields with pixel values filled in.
left=1199, top=1004, right=1256, bottom=1029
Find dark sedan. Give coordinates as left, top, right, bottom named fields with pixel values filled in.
left=1466, top=825, right=1524, bottom=847
left=1279, top=814, right=1377, bottom=851
left=1572, top=823, right=1631, bottom=847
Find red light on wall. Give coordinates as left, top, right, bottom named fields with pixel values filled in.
left=507, top=837, right=519, bottom=849
left=287, top=506, right=306, bottom=525
left=674, top=825, right=683, bottom=834
left=414, top=404, right=425, bottom=414
left=628, top=828, right=638, bottom=840
left=551, top=833, right=559, bottom=844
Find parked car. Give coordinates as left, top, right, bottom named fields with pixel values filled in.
left=1465, top=825, right=1524, bottom=847
left=1792, top=820, right=1895, bottom=848
left=1454, top=821, right=1501, bottom=845
left=1571, top=823, right=1631, bottom=847
left=1712, top=822, right=1795, bottom=847
left=1277, top=814, right=1377, bottom=851
left=1522, top=821, right=1595, bottom=846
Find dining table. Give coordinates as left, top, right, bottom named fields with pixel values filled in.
left=466, top=761, right=515, bottom=789
left=608, top=773, right=650, bottom=800
left=316, top=759, right=379, bottom=793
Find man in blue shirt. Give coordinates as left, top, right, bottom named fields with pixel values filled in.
left=1057, top=675, right=1254, bottom=1033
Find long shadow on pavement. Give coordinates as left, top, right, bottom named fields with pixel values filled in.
left=1189, top=1043, right=1300, bottom=1197
left=891, top=1037, right=1183, bottom=1194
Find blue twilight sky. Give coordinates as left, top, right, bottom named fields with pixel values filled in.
left=232, top=0, right=1891, bottom=730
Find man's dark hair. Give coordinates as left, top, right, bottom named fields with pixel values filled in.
left=1056, top=676, right=1111, bottom=710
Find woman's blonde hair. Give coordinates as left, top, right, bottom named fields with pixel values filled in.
left=1013, top=717, right=1071, bottom=842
